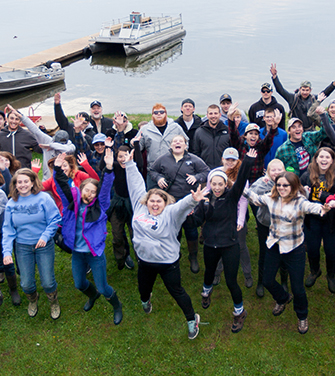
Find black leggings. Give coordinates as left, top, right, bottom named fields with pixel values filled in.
left=204, top=243, right=242, bottom=305
left=138, top=258, right=195, bottom=321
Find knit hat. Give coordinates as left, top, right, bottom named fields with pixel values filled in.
left=208, top=169, right=228, bottom=183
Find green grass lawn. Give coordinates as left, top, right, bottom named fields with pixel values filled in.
left=0, top=116, right=334, bottom=375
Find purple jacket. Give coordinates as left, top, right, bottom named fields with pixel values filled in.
left=54, top=166, right=114, bottom=256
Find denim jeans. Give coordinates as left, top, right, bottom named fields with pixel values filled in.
left=72, top=251, right=114, bottom=297
left=0, top=233, right=15, bottom=276
left=138, top=258, right=195, bottom=321
left=15, top=239, right=57, bottom=294
left=204, top=243, right=242, bottom=306
left=263, top=243, right=308, bottom=320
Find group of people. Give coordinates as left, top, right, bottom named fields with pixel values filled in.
left=0, top=63, right=335, bottom=340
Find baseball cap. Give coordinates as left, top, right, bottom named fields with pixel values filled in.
left=90, top=100, right=102, bottom=108
left=219, top=94, right=232, bottom=103
left=261, top=82, right=273, bottom=91
left=92, top=133, right=107, bottom=144
left=181, top=98, right=195, bottom=107
left=53, top=130, right=69, bottom=144
left=300, top=81, right=312, bottom=88
left=245, top=123, right=260, bottom=134
left=222, top=147, right=239, bottom=160
left=287, top=118, right=303, bottom=129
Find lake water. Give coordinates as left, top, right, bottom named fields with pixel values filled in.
left=2, top=0, right=335, bottom=117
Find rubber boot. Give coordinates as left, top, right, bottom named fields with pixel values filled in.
left=25, top=291, right=39, bottom=317
left=46, top=289, right=61, bottom=320
left=256, top=269, right=264, bottom=298
left=305, top=256, right=321, bottom=287
left=106, top=291, right=123, bottom=325
left=82, top=282, right=101, bottom=312
left=326, top=259, right=335, bottom=294
left=187, top=240, right=199, bottom=274
left=6, top=274, right=21, bottom=306
left=280, top=266, right=289, bottom=293
left=0, top=288, right=3, bottom=306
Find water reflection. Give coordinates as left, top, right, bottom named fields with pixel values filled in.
left=90, top=39, right=183, bottom=76
left=0, top=81, right=66, bottom=111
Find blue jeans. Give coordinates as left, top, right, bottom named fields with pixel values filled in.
left=72, top=251, right=114, bottom=297
left=263, top=243, right=308, bottom=320
left=15, top=239, right=57, bottom=294
left=0, top=234, right=15, bottom=276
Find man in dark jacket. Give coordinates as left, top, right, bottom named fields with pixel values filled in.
left=270, top=63, right=335, bottom=131
left=193, top=104, right=230, bottom=169
left=89, top=100, right=113, bottom=135
left=0, top=110, right=41, bottom=168
left=248, top=82, right=286, bottom=130
left=54, top=93, right=95, bottom=149
left=175, top=98, right=202, bottom=153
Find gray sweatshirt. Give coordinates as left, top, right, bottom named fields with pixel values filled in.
left=126, top=160, right=198, bottom=263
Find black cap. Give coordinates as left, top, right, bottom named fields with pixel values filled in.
left=90, top=100, right=102, bottom=108
left=181, top=98, right=195, bottom=107
left=219, top=94, right=232, bottom=103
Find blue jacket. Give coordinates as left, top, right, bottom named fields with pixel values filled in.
left=259, top=126, right=287, bottom=168
left=54, top=166, right=115, bottom=256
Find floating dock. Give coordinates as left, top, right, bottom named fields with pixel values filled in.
left=0, top=33, right=98, bottom=73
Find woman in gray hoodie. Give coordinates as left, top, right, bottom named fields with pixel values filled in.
left=124, top=150, right=207, bottom=340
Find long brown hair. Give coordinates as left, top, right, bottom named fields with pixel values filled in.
left=10, top=168, right=43, bottom=201
left=225, top=159, right=242, bottom=183
left=308, top=147, right=335, bottom=188
left=270, top=171, right=305, bottom=202
left=0, top=151, right=21, bottom=175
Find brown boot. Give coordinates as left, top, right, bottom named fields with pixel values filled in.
left=6, top=274, right=21, bottom=306
left=25, top=291, right=39, bottom=317
left=46, top=290, right=61, bottom=320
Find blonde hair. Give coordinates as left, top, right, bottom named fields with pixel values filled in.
left=266, top=159, right=285, bottom=175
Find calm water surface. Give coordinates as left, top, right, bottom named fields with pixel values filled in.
left=2, top=0, right=335, bottom=116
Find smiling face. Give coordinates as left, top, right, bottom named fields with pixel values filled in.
left=264, top=112, right=274, bottom=127
left=245, top=130, right=260, bottom=147
left=261, top=88, right=272, bottom=101
left=7, top=113, right=20, bottom=132
left=16, top=174, right=34, bottom=197
left=93, top=142, right=105, bottom=155
left=90, top=105, right=102, bottom=120
left=171, top=136, right=187, bottom=156
left=181, top=103, right=194, bottom=117
left=147, top=193, right=166, bottom=216
left=288, top=122, right=303, bottom=142
left=300, top=86, right=312, bottom=99
left=210, top=175, right=226, bottom=197
left=316, top=150, right=333, bottom=173
left=81, top=182, right=98, bottom=204
left=61, top=160, right=71, bottom=176
left=222, top=158, right=238, bottom=171
left=268, top=162, right=285, bottom=181
left=0, top=114, right=5, bottom=129
left=220, top=100, right=231, bottom=114
left=276, top=177, right=292, bottom=199
left=3, top=157, right=10, bottom=169
left=152, top=108, right=167, bottom=127
left=328, top=103, right=335, bottom=120
left=117, top=150, right=128, bottom=169
left=207, top=108, right=221, bottom=128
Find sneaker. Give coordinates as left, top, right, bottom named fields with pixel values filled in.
left=213, top=275, right=221, bottom=286
left=231, top=310, right=247, bottom=333
left=188, top=313, right=200, bottom=340
left=141, top=294, right=152, bottom=314
left=125, top=255, right=135, bottom=270
left=256, top=283, right=264, bottom=298
left=245, top=277, right=253, bottom=288
left=272, top=293, right=293, bottom=316
left=201, top=288, right=213, bottom=309
left=305, top=269, right=321, bottom=288
left=298, top=318, right=309, bottom=334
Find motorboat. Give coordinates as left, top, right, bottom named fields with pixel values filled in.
left=0, top=63, right=65, bottom=94
left=90, top=12, right=186, bottom=56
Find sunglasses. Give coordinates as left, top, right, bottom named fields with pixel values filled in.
left=153, top=110, right=166, bottom=115
left=261, top=89, right=271, bottom=93
left=276, top=184, right=290, bottom=188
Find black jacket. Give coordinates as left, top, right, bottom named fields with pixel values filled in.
left=193, top=120, right=230, bottom=169
left=175, top=114, right=202, bottom=153
left=272, top=76, right=335, bottom=130
left=192, top=155, right=253, bottom=247
left=248, top=96, right=286, bottom=130
left=90, top=116, right=113, bottom=135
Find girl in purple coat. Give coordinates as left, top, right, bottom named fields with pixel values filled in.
left=54, top=149, right=123, bottom=325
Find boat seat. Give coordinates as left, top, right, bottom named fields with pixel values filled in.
left=141, top=17, right=152, bottom=24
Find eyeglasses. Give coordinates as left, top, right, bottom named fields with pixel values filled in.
left=261, top=90, right=271, bottom=93
left=153, top=110, right=166, bottom=115
left=276, top=184, right=290, bottom=188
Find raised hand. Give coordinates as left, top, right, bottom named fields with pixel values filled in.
left=104, top=148, right=114, bottom=169
left=77, top=153, right=87, bottom=165
left=73, top=114, right=85, bottom=133
left=31, top=158, right=42, bottom=170
left=105, top=137, right=114, bottom=148
left=54, top=93, right=61, bottom=104
left=113, top=111, right=125, bottom=128
left=315, top=106, right=326, bottom=115
left=227, top=102, right=239, bottom=121
left=317, top=92, right=326, bottom=102
left=270, top=63, right=277, bottom=78
left=123, top=149, right=135, bottom=164
left=191, top=184, right=209, bottom=202
left=6, top=104, right=22, bottom=119
left=246, top=148, right=257, bottom=158
left=272, top=108, right=282, bottom=128
left=54, top=152, right=66, bottom=167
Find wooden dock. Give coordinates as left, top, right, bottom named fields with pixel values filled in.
left=0, top=33, right=99, bottom=73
